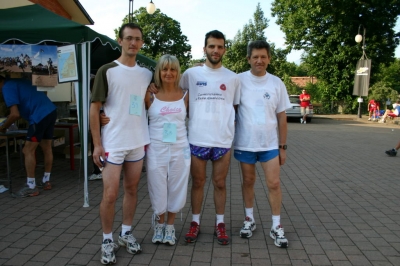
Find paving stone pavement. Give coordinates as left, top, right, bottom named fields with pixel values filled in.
left=0, top=116, right=400, bottom=265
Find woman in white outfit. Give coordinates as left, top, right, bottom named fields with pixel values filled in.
left=145, top=54, right=190, bottom=245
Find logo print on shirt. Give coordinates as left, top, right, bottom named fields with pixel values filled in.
left=220, top=84, right=226, bottom=91
left=263, top=92, right=270, bottom=99
left=160, top=106, right=182, bottom=116
left=196, top=81, right=207, bottom=87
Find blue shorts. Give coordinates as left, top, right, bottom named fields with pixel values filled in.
left=190, top=144, right=230, bottom=161
left=234, top=149, right=279, bottom=164
left=26, top=110, right=57, bottom=142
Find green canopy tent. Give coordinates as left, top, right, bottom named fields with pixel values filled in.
left=0, top=4, right=156, bottom=206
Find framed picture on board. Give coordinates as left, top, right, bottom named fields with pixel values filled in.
left=57, top=44, right=78, bottom=83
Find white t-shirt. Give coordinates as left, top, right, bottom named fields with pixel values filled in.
left=233, top=71, right=291, bottom=152
left=92, top=60, right=152, bottom=152
left=180, top=65, right=240, bottom=148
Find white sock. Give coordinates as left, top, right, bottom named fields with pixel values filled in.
left=245, top=207, right=254, bottom=221
left=103, top=232, right=113, bottom=242
left=27, top=177, right=35, bottom=189
left=192, top=214, right=200, bottom=224
left=43, top=172, right=51, bottom=182
left=272, top=215, right=280, bottom=229
left=121, top=224, right=131, bottom=236
left=216, top=214, right=224, bottom=226
left=165, top=224, right=174, bottom=230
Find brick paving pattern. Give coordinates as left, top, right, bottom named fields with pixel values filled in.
left=1, top=116, right=399, bottom=265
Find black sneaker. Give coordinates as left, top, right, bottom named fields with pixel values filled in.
left=13, top=185, right=39, bottom=198
left=385, top=149, right=397, bottom=157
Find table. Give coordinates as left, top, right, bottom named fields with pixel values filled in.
left=54, top=122, right=78, bottom=170
left=0, top=130, right=27, bottom=194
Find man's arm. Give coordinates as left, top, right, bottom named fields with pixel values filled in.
left=90, top=101, right=105, bottom=168
left=276, top=111, right=288, bottom=166
left=0, top=105, right=20, bottom=132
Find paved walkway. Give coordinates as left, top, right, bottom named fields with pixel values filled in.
left=0, top=116, right=399, bottom=265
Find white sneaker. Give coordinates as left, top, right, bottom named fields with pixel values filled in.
left=100, top=239, right=118, bottom=265
left=89, top=173, right=102, bottom=180
left=162, top=225, right=176, bottom=245
left=304, top=120, right=307, bottom=124
left=300, top=118, right=303, bottom=124
left=240, top=216, right=256, bottom=238
left=152, top=223, right=165, bottom=244
left=368, top=118, right=372, bottom=121
left=270, top=225, right=288, bottom=248
left=118, top=231, right=142, bottom=254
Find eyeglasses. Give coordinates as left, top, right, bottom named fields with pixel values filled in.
left=123, top=36, right=143, bottom=42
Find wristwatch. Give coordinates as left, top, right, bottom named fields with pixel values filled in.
left=279, top=145, right=287, bottom=150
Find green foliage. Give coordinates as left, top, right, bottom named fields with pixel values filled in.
left=373, top=58, right=400, bottom=93
left=115, top=8, right=192, bottom=71
left=223, top=3, right=269, bottom=73
left=368, top=81, right=399, bottom=104
left=271, top=0, right=400, bottom=106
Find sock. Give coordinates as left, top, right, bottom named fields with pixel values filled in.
left=103, top=232, right=113, bottom=242
left=216, top=214, right=224, bottom=226
left=121, top=224, right=131, bottom=236
left=165, top=224, right=174, bottom=230
left=27, top=177, right=35, bottom=189
left=43, top=172, right=51, bottom=182
left=245, top=207, right=254, bottom=221
left=272, top=215, right=281, bottom=229
left=192, top=214, right=200, bottom=224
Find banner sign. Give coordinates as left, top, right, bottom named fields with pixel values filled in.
left=353, top=59, right=371, bottom=97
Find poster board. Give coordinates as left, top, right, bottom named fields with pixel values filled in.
left=57, top=45, right=78, bottom=83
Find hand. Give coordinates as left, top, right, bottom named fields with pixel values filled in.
left=147, top=83, right=159, bottom=94
left=100, top=113, right=110, bottom=126
left=93, top=145, right=106, bottom=169
left=279, top=150, right=286, bottom=166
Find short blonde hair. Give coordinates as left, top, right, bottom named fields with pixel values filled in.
left=154, top=54, right=181, bottom=88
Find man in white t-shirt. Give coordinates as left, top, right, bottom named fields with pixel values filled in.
left=233, top=40, right=291, bottom=248
left=181, top=30, right=240, bottom=245
left=90, top=23, right=152, bottom=264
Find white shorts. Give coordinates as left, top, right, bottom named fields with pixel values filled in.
left=105, top=146, right=145, bottom=165
left=146, top=140, right=191, bottom=214
left=300, top=106, right=310, bottom=115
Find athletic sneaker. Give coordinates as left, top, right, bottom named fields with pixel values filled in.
left=270, top=225, right=288, bottom=248
left=100, top=239, right=118, bottom=265
left=89, top=173, right=102, bottom=180
left=163, top=225, right=176, bottom=245
left=36, top=181, right=52, bottom=190
left=368, top=118, right=372, bottom=121
left=14, top=185, right=39, bottom=197
left=152, top=223, right=164, bottom=244
left=184, top=221, right=200, bottom=243
left=300, top=118, right=303, bottom=124
left=214, top=223, right=229, bottom=245
left=118, top=231, right=142, bottom=254
left=304, top=120, right=307, bottom=124
left=385, top=148, right=397, bottom=157
left=240, top=216, right=256, bottom=238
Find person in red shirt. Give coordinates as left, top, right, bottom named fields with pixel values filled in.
left=368, top=99, right=379, bottom=121
left=299, top=89, right=311, bottom=124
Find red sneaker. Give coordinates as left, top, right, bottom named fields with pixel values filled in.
left=184, top=221, right=200, bottom=243
left=214, top=223, right=230, bottom=245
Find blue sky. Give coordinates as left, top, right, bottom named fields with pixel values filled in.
left=80, top=0, right=400, bottom=64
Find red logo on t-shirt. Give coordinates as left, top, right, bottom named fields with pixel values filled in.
left=220, top=84, right=226, bottom=91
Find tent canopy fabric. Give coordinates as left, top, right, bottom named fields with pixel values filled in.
left=0, top=4, right=156, bottom=72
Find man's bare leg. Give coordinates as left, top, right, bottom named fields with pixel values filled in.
left=240, top=162, right=256, bottom=209
left=190, top=155, right=207, bottom=214
left=260, top=156, right=281, bottom=215
left=212, top=150, right=231, bottom=215
left=121, top=160, right=143, bottom=226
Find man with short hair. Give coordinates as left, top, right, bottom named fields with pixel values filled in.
left=300, top=89, right=311, bottom=124
left=182, top=30, right=241, bottom=245
left=90, top=23, right=152, bottom=264
left=234, top=40, right=290, bottom=248
left=0, top=74, right=57, bottom=197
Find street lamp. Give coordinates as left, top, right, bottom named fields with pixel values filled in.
left=354, top=25, right=369, bottom=119
left=129, top=0, right=156, bottom=23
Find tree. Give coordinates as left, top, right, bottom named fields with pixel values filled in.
left=223, top=3, right=270, bottom=73
left=115, top=7, right=192, bottom=71
left=373, top=58, right=400, bottom=93
left=272, top=0, right=400, bottom=110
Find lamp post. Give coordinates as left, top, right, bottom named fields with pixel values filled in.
left=129, top=0, right=156, bottom=23
left=355, top=25, right=367, bottom=119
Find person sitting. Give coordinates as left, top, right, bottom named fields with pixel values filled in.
left=379, top=102, right=400, bottom=123
left=368, top=99, right=379, bottom=121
